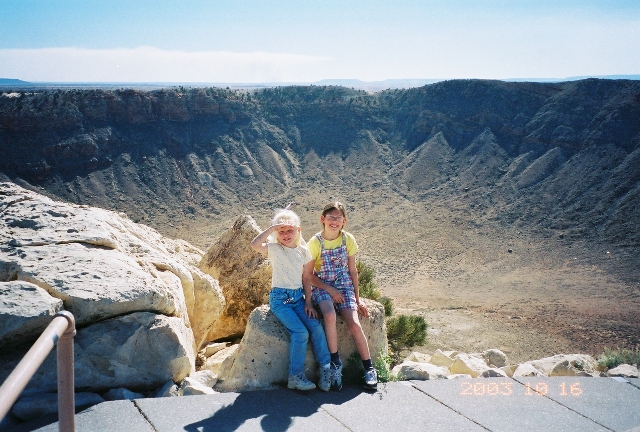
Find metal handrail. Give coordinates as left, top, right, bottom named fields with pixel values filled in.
left=0, top=311, right=76, bottom=431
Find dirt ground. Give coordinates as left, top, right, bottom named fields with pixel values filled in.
left=368, top=230, right=640, bottom=364
left=176, top=188, right=640, bottom=366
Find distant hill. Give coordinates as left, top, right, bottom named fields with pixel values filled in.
left=0, top=78, right=34, bottom=87
left=0, top=79, right=638, bottom=252
left=1, top=78, right=639, bottom=355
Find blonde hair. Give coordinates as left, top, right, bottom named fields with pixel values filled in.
left=269, top=209, right=306, bottom=247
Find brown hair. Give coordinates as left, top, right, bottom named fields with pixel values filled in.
left=322, top=201, right=347, bottom=218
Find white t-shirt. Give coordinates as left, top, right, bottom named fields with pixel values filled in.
left=267, top=242, right=312, bottom=289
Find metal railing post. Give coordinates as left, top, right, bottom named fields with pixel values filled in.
left=0, top=311, right=76, bottom=431
left=56, top=311, right=76, bottom=432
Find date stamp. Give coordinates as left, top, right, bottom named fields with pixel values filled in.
left=460, top=381, right=583, bottom=397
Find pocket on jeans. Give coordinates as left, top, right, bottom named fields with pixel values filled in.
left=270, top=290, right=288, bottom=301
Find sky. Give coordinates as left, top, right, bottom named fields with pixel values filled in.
left=0, top=0, right=639, bottom=83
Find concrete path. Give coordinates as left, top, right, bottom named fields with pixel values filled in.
left=9, top=377, right=640, bottom=431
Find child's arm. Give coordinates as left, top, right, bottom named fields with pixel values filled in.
left=305, top=261, right=346, bottom=304
left=250, top=225, right=280, bottom=255
left=302, top=260, right=318, bottom=318
left=348, top=254, right=369, bottom=318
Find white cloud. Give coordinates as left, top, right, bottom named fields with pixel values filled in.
left=0, top=47, right=334, bottom=83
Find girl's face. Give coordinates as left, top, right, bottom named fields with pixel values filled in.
left=321, top=209, right=346, bottom=234
left=276, top=225, right=299, bottom=248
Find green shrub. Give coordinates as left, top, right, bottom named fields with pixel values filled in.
left=386, top=314, right=428, bottom=362
left=598, top=347, right=640, bottom=369
left=379, top=296, right=394, bottom=317
left=374, top=350, right=398, bottom=382
left=357, top=260, right=380, bottom=300
left=342, top=351, right=399, bottom=384
left=357, top=260, right=394, bottom=315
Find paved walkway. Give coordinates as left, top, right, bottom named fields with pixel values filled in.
left=10, top=377, right=640, bottom=431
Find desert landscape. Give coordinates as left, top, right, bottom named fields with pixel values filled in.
left=1, top=79, right=639, bottom=364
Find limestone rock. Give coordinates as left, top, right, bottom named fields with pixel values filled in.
left=180, top=376, right=216, bottom=396
left=0, top=182, right=224, bottom=349
left=450, top=353, right=490, bottom=378
left=481, top=368, right=509, bottom=378
left=11, top=392, right=105, bottom=422
left=500, top=364, right=519, bottom=377
left=512, top=363, right=544, bottom=377
left=447, top=374, right=473, bottom=379
left=202, top=342, right=230, bottom=357
left=0, top=281, right=63, bottom=348
left=525, top=354, right=598, bottom=376
left=27, top=312, right=195, bottom=393
left=481, top=349, right=508, bottom=368
left=429, top=349, right=455, bottom=368
left=215, top=299, right=387, bottom=392
left=549, top=360, right=591, bottom=377
left=201, top=344, right=239, bottom=375
left=406, top=351, right=431, bottom=363
left=102, top=388, right=144, bottom=401
left=607, top=364, right=639, bottom=378
left=198, top=215, right=271, bottom=341
left=391, top=361, right=449, bottom=380
left=189, top=370, right=218, bottom=388
left=155, top=381, right=179, bottom=398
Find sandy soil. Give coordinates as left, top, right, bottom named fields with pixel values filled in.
left=368, top=229, right=640, bottom=364
left=177, top=188, right=640, bottom=365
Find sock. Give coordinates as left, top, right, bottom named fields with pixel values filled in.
left=330, top=352, right=342, bottom=368
left=362, top=358, right=373, bottom=370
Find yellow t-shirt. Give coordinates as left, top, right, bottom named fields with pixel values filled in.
left=307, top=231, right=358, bottom=273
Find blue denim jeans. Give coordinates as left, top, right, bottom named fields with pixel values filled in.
left=269, top=287, right=331, bottom=376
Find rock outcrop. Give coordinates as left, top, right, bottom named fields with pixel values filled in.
left=0, top=182, right=224, bottom=392
left=215, top=299, right=387, bottom=392
left=390, top=350, right=607, bottom=381
left=198, top=215, right=272, bottom=341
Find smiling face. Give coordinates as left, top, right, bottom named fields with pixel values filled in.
left=321, top=208, right=346, bottom=240
left=275, top=225, right=300, bottom=248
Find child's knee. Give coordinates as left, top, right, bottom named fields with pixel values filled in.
left=323, top=309, right=337, bottom=324
left=290, top=329, right=309, bottom=344
left=347, top=319, right=363, bottom=334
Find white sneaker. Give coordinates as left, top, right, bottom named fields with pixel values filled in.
left=364, top=368, right=378, bottom=390
left=288, top=373, right=316, bottom=391
left=331, top=364, right=343, bottom=391
left=318, top=365, right=331, bottom=392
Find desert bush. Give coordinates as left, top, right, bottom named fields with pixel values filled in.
left=374, top=350, right=398, bottom=383
left=357, top=260, right=393, bottom=316
left=379, top=296, right=394, bottom=317
left=386, top=314, right=428, bottom=362
left=357, top=260, right=380, bottom=300
left=598, top=347, right=640, bottom=369
left=342, top=351, right=399, bottom=384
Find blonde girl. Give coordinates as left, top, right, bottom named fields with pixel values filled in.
left=250, top=207, right=332, bottom=391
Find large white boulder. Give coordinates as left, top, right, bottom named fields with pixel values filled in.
left=606, top=364, right=639, bottom=378
left=26, top=312, right=195, bottom=393
left=198, top=215, right=272, bottom=341
left=450, top=353, right=490, bottom=378
left=0, top=281, right=63, bottom=348
left=0, top=182, right=224, bottom=349
left=391, top=361, right=449, bottom=380
left=524, top=354, right=598, bottom=376
left=215, top=299, right=387, bottom=392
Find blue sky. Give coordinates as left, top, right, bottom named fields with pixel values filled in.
left=1, top=0, right=639, bottom=83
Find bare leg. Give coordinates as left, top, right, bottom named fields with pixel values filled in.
left=340, top=309, right=371, bottom=360
left=319, top=299, right=338, bottom=353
